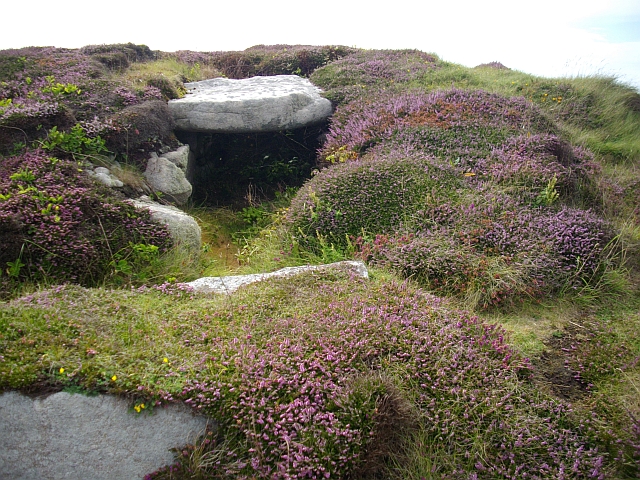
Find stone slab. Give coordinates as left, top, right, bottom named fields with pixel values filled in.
left=186, top=260, right=368, bottom=294
left=169, top=75, right=333, bottom=133
left=0, top=391, right=209, bottom=480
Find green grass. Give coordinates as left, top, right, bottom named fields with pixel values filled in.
left=117, top=57, right=223, bottom=96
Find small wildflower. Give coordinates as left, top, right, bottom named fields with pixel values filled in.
left=59, top=367, right=64, bottom=374
left=163, top=357, right=169, bottom=363
left=111, top=375, right=117, bottom=381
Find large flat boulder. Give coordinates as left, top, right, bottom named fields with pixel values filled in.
left=0, top=391, right=209, bottom=480
left=168, top=75, right=333, bottom=133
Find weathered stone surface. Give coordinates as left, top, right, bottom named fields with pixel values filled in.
left=87, top=166, right=124, bottom=188
left=186, top=260, right=368, bottom=294
left=0, top=391, right=209, bottom=480
left=130, top=196, right=201, bottom=254
left=161, top=144, right=190, bottom=173
left=144, top=153, right=192, bottom=205
left=168, top=75, right=333, bottom=133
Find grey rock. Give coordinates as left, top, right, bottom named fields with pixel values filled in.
left=144, top=154, right=192, bottom=205
left=160, top=145, right=190, bottom=173
left=0, top=391, right=209, bottom=480
left=130, top=196, right=201, bottom=254
left=87, top=166, right=124, bottom=188
left=186, top=260, right=368, bottom=294
left=169, top=75, right=333, bottom=133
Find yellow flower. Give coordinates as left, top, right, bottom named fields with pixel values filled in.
left=59, top=367, right=65, bottom=374
left=163, top=357, right=169, bottom=363
left=111, top=375, right=117, bottom=381
left=140, top=403, right=145, bottom=409
left=463, top=172, right=476, bottom=177
left=134, top=405, right=141, bottom=413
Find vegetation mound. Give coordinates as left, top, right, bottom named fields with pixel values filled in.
left=288, top=86, right=617, bottom=308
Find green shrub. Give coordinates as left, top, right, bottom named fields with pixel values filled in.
left=287, top=154, right=460, bottom=249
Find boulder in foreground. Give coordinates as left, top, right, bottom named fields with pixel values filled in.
left=0, top=391, right=209, bottom=480
left=129, top=196, right=201, bottom=254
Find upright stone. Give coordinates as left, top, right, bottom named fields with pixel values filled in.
left=144, top=153, right=192, bottom=205
left=168, top=75, right=333, bottom=133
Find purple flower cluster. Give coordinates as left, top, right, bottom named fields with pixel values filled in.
left=320, top=88, right=553, bottom=162
left=113, top=86, right=140, bottom=106
left=0, top=46, right=172, bottom=157
left=477, top=134, right=582, bottom=190
left=358, top=192, right=614, bottom=305
left=0, top=150, right=171, bottom=291
left=0, top=47, right=104, bottom=124
left=146, top=279, right=605, bottom=478
left=311, top=49, right=439, bottom=89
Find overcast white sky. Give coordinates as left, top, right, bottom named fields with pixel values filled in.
left=2, top=0, right=639, bottom=90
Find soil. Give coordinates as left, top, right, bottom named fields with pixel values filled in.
left=532, top=321, right=591, bottom=401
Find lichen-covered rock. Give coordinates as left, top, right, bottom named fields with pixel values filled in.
left=144, top=154, right=192, bottom=205
left=130, top=196, right=201, bottom=254
left=160, top=144, right=190, bottom=173
left=168, top=75, right=332, bottom=133
left=0, top=391, right=209, bottom=480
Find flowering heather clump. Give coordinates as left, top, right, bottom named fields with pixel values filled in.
left=0, top=150, right=171, bottom=292
left=0, top=47, right=104, bottom=124
left=310, top=49, right=440, bottom=91
left=287, top=153, right=460, bottom=247
left=475, top=134, right=596, bottom=203
left=113, top=86, right=140, bottom=106
left=320, top=88, right=555, bottom=163
left=135, top=276, right=608, bottom=478
left=0, top=45, right=175, bottom=156
left=360, top=194, right=615, bottom=307
left=80, top=43, right=156, bottom=69
left=162, top=45, right=355, bottom=79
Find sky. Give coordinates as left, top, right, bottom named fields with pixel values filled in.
left=2, top=0, right=639, bottom=90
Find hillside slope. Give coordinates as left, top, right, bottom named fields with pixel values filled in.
left=1, top=44, right=639, bottom=479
